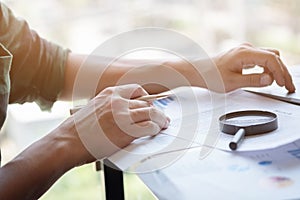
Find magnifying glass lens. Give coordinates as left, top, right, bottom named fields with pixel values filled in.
left=225, top=115, right=275, bottom=127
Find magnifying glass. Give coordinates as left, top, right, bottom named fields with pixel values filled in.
left=219, top=110, right=278, bottom=150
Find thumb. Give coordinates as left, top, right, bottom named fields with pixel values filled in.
left=116, top=84, right=149, bottom=99
left=238, top=73, right=273, bottom=88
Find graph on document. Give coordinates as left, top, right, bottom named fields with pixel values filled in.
left=286, top=140, right=300, bottom=160
left=240, top=139, right=300, bottom=172
left=153, top=96, right=175, bottom=110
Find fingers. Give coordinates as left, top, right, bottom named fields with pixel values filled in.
left=234, top=45, right=295, bottom=91
left=234, top=73, right=274, bottom=88
left=256, top=47, right=295, bottom=92
left=261, top=48, right=280, bottom=56
left=243, top=48, right=285, bottom=85
left=116, top=105, right=170, bottom=138
left=129, top=99, right=152, bottom=109
left=108, top=84, right=170, bottom=138
left=130, top=107, right=169, bottom=129
left=276, top=58, right=296, bottom=93
left=134, top=121, right=165, bottom=137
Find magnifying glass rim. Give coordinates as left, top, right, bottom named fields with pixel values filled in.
left=219, top=110, right=278, bottom=136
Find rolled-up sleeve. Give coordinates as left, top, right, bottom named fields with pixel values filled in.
left=0, top=3, right=69, bottom=110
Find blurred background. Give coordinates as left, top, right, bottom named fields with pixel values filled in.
left=3, top=0, right=300, bottom=64
left=1, top=0, right=300, bottom=199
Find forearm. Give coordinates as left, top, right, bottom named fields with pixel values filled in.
left=59, top=43, right=297, bottom=100
left=111, top=59, right=208, bottom=93
left=59, top=53, right=208, bottom=101
left=0, top=124, right=91, bottom=199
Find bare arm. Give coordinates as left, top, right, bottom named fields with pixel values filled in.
left=58, top=53, right=203, bottom=100
left=0, top=124, right=91, bottom=199
left=0, top=84, right=168, bottom=199
left=59, top=43, right=295, bottom=101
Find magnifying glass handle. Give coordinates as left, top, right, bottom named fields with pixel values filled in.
left=229, top=128, right=246, bottom=150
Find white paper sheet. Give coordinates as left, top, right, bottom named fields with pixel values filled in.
left=109, top=86, right=300, bottom=172
left=138, top=139, right=300, bottom=200
left=161, top=87, right=300, bottom=152
left=107, top=68, right=300, bottom=199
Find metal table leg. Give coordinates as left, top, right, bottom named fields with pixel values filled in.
left=103, top=159, right=125, bottom=200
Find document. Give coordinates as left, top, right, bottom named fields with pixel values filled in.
left=138, top=139, right=300, bottom=200
left=108, top=85, right=300, bottom=199
left=153, top=87, right=300, bottom=152
left=109, top=86, right=300, bottom=171
left=107, top=66, right=300, bottom=199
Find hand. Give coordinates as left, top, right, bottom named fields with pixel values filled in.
left=67, top=84, right=170, bottom=163
left=212, top=43, right=296, bottom=92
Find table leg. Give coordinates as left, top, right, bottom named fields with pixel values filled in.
left=103, top=158, right=125, bottom=200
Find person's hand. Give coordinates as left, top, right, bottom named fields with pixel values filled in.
left=63, top=84, right=170, bottom=164
left=212, top=43, right=296, bottom=92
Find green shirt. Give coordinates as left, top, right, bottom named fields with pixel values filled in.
left=0, top=2, right=69, bottom=162
left=0, top=2, right=68, bottom=112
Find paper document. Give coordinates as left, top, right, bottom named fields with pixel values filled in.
left=109, top=86, right=300, bottom=172
left=107, top=79, right=300, bottom=199
left=160, top=88, right=300, bottom=152
left=138, top=139, right=300, bottom=200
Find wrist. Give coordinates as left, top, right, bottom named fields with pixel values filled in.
left=50, top=119, right=96, bottom=168
left=164, top=59, right=207, bottom=88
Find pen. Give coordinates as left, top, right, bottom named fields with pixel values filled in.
left=136, top=93, right=171, bottom=101
left=70, top=92, right=172, bottom=114
left=229, top=128, right=246, bottom=150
